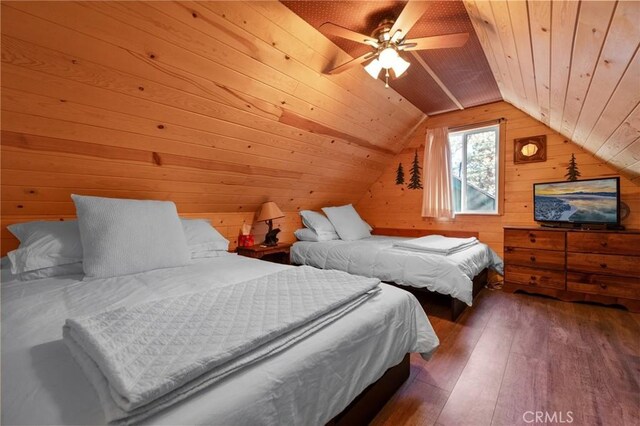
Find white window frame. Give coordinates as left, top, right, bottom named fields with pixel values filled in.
left=449, top=124, right=500, bottom=215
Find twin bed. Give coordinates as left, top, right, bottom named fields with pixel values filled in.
left=1, top=252, right=437, bottom=425
left=292, top=228, right=503, bottom=320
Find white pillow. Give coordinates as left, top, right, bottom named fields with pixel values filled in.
left=299, top=210, right=340, bottom=240
left=322, top=204, right=371, bottom=241
left=6, top=218, right=228, bottom=275
left=294, top=228, right=340, bottom=242
left=294, top=228, right=320, bottom=242
left=72, top=195, right=191, bottom=279
left=17, top=262, right=84, bottom=281
left=181, top=219, right=229, bottom=253
left=7, top=220, right=83, bottom=274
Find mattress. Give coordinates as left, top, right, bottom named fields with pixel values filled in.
left=1, top=254, right=438, bottom=425
left=291, top=235, right=504, bottom=305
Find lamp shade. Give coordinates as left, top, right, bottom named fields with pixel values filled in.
left=364, top=59, right=383, bottom=79
left=391, top=55, right=411, bottom=78
left=257, top=201, right=284, bottom=222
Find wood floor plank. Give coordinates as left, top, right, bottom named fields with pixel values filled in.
left=428, top=316, right=457, bottom=343
left=374, top=290, right=640, bottom=426
left=491, top=353, right=548, bottom=426
left=371, top=375, right=449, bottom=426
left=545, top=298, right=592, bottom=350
left=416, top=290, right=497, bottom=392
left=509, top=295, right=551, bottom=360
left=435, top=323, right=516, bottom=425
left=546, top=341, right=602, bottom=425
left=581, top=306, right=640, bottom=425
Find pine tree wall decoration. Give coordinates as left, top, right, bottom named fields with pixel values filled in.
left=407, top=150, right=423, bottom=190
left=395, top=163, right=405, bottom=185
left=565, top=153, right=581, bottom=181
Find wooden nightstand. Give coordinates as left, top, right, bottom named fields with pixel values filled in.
left=236, top=243, right=292, bottom=265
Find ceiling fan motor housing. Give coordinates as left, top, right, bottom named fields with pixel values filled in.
left=371, top=19, right=397, bottom=42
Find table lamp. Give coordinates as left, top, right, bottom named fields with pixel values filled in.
left=257, top=201, right=285, bottom=246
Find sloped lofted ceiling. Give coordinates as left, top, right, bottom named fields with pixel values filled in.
left=463, top=0, right=640, bottom=183
left=284, top=0, right=639, bottom=183
left=282, top=0, right=502, bottom=115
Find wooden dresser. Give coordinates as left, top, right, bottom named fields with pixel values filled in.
left=503, top=226, right=640, bottom=312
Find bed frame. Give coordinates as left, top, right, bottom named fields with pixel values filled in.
left=327, top=353, right=410, bottom=425
left=372, top=228, right=487, bottom=321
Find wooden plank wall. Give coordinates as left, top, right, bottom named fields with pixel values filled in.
left=356, top=101, right=640, bottom=257
left=0, top=1, right=425, bottom=255
left=463, top=1, right=640, bottom=180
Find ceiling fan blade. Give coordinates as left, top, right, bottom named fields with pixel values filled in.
left=326, top=51, right=374, bottom=75
left=401, top=33, right=469, bottom=51
left=320, top=22, right=379, bottom=47
left=390, top=1, right=432, bottom=38
left=397, top=42, right=417, bottom=50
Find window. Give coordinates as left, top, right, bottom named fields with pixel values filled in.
left=449, top=125, right=500, bottom=214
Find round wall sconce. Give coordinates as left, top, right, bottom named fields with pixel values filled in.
left=514, top=135, right=546, bottom=164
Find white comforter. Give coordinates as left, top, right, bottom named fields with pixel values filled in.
left=1, top=254, right=438, bottom=425
left=291, top=236, right=503, bottom=305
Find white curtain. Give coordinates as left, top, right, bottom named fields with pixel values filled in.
left=422, top=127, right=454, bottom=219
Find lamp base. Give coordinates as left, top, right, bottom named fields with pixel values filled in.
left=263, top=220, right=281, bottom=246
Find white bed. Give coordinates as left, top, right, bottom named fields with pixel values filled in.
left=291, top=235, right=503, bottom=306
left=1, top=254, right=438, bottom=425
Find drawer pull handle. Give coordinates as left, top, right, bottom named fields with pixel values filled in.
left=530, top=256, right=536, bottom=262
left=599, top=284, right=608, bottom=289
left=530, top=238, right=536, bottom=243
left=600, top=263, right=607, bottom=269
left=530, top=275, right=537, bottom=280
left=600, top=241, right=608, bottom=247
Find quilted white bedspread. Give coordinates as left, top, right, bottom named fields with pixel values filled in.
left=291, top=236, right=503, bottom=305
left=64, top=266, right=380, bottom=425
left=2, top=255, right=438, bottom=426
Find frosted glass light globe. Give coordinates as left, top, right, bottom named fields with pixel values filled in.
left=521, top=143, right=538, bottom=156
left=378, top=47, right=399, bottom=69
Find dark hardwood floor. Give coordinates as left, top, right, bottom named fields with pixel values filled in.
left=371, top=289, right=640, bottom=426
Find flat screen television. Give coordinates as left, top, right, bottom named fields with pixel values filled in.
left=533, top=177, right=620, bottom=226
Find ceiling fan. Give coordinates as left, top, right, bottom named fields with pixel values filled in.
left=321, top=1, right=469, bottom=87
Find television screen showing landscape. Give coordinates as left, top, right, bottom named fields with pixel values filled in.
left=534, top=179, right=618, bottom=223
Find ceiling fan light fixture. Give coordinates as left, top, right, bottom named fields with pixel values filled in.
left=364, top=58, right=383, bottom=79
left=378, top=47, right=399, bottom=68
left=391, top=55, right=411, bottom=77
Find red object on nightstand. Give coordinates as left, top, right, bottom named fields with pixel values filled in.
left=238, top=234, right=254, bottom=247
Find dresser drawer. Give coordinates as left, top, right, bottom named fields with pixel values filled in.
left=567, top=253, right=640, bottom=278
left=567, top=272, right=640, bottom=299
left=504, top=229, right=565, bottom=251
left=504, top=247, right=565, bottom=270
left=504, top=265, right=565, bottom=290
left=567, top=232, right=640, bottom=255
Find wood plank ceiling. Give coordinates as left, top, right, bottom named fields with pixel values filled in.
left=463, top=0, right=640, bottom=182
left=282, top=0, right=502, bottom=115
